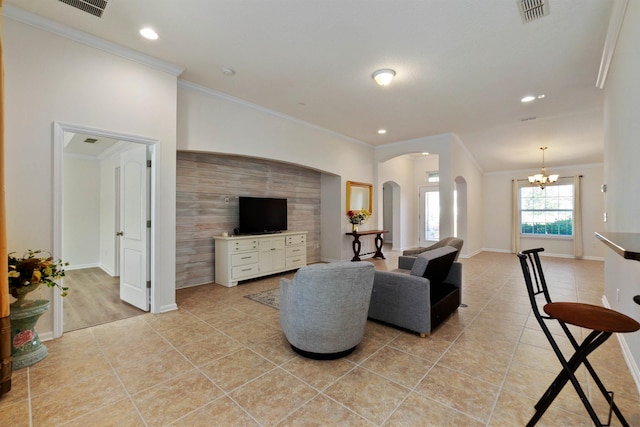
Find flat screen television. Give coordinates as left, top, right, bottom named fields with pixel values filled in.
left=239, top=196, right=288, bottom=234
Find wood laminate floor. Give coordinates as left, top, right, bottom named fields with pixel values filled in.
left=63, top=267, right=145, bottom=332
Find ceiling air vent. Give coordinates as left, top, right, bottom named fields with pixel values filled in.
left=58, top=0, right=109, bottom=18
left=519, top=0, right=549, bottom=23
left=84, top=138, right=98, bottom=144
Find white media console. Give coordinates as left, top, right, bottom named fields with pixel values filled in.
left=213, top=231, right=307, bottom=287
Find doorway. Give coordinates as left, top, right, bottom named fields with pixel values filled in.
left=53, top=123, right=156, bottom=336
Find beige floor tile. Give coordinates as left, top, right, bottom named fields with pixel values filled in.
left=324, top=367, right=409, bottom=425
left=248, top=332, right=298, bottom=365
left=361, top=346, right=433, bottom=389
left=177, top=329, right=244, bottom=367
left=0, top=369, right=29, bottom=405
left=31, top=371, right=127, bottom=426
left=385, top=392, right=484, bottom=427
left=415, top=364, right=499, bottom=422
left=132, top=370, right=223, bottom=426
left=200, top=348, right=276, bottom=392
left=63, top=398, right=145, bottom=427
left=28, top=349, right=114, bottom=397
left=282, top=355, right=356, bottom=390
left=230, top=368, right=318, bottom=426
left=344, top=336, right=386, bottom=364
left=168, top=396, right=260, bottom=426
left=280, top=394, right=373, bottom=426
left=157, top=320, right=222, bottom=348
left=0, top=400, right=30, bottom=427
left=363, top=320, right=402, bottom=344
left=223, top=318, right=281, bottom=346
left=101, top=333, right=175, bottom=368
left=10, top=251, right=640, bottom=427
left=143, top=309, right=203, bottom=333
left=114, top=349, right=194, bottom=395
left=388, top=332, right=454, bottom=362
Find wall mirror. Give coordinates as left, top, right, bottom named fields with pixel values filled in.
left=346, top=181, right=372, bottom=213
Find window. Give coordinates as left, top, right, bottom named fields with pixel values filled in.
left=426, top=171, right=439, bottom=183
left=520, top=184, right=573, bottom=236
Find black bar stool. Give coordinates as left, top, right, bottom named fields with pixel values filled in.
left=517, top=248, right=640, bottom=427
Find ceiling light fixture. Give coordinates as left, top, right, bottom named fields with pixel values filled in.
left=521, top=95, right=536, bottom=103
left=377, top=129, right=387, bottom=134
left=528, top=146, right=559, bottom=189
left=372, top=69, right=396, bottom=86
left=140, top=27, right=158, bottom=40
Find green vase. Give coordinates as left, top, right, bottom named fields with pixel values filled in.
left=10, top=300, right=50, bottom=369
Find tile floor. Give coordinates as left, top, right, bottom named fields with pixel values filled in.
left=1, top=250, right=639, bottom=426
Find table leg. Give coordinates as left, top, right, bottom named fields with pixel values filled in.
left=372, top=233, right=386, bottom=259
left=351, top=235, right=362, bottom=261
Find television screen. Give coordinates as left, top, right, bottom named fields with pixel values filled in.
left=239, top=197, right=288, bottom=234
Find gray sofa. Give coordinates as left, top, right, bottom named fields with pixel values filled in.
left=368, top=245, right=462, bottom=336
left=279, top=261, right=375, bottom=359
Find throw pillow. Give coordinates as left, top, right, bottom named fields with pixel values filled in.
left=409, top=246, right=458, bottom=282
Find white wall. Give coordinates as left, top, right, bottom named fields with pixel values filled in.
left=378, top=155, right=416, bottom=251
left=4, top=17, right=179, bottom=335
left=602, top=0, right=640, bottom=379
left=482, top=164, right=605, bottom=258
left=177, top=82, right=376, bottom=261
left=63, top=156, right=100, bottom=268
left=451, top=135, right=484, bottom=256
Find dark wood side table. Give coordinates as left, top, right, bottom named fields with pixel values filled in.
left=345, top=230, right=388, bottom=261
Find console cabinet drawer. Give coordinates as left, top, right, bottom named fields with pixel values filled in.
left=286, top=256, right=306, bottom=269
left=286, top=234, right=306, bottom=246
left=232, top=264, right=259, bottom=279
left=285, top=246, right=305, bottom=258
left=231, top=252, right=258, bottom=267
left=231, top=240, right=258, bottom=252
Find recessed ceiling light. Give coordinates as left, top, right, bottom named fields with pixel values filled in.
left=140, top=27, right=158, bottom=40
left=422, top=152, right=430, bottom=156
left=537, top=94, right=545, bottom=99
left=521, top=95, right=536, bottom=103
left=222, top=67, right=235, bottom=76
left=377, top=129, right=387, bottom=134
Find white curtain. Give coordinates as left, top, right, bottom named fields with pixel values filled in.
left=573, top=175, right=583, bottom=257
left=511, top=179, right=520, bottom=253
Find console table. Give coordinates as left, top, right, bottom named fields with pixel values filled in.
left=345, top=230, right=388, bottom=261
left=214, top=231, right=307, bottom=287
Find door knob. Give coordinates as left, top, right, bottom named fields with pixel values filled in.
left=116, top=231, right=124, bottom=236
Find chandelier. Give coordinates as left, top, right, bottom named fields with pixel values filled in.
left=528, top=146, right=559, bottom=189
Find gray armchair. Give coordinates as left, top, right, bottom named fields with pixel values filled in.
left=279, top=261, right=375, bottom=359
left=368, top=246, right=462, bottom=336
left=403, top=237, right=464, bottom=261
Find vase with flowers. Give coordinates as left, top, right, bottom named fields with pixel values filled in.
left=8, top=250, right=69, bottom=369
left=347, top=209, right=370, bottom=233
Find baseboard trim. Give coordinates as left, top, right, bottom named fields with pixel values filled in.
left=602, top=295, right=640, bottom=395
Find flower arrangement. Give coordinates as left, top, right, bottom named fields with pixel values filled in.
left=8, top=250, right=69, bottom=301
left=347, top=209, right=370, bottom=225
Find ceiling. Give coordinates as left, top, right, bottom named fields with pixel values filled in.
left=6, top=0, right=613, bottom=172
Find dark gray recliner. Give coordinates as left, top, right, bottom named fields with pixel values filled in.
left=279, top=261, right=375, bottom=359
left=368, top=245, right=462, bottom=336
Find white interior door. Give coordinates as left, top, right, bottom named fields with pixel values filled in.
left=119, top=144, right=150, bottom=311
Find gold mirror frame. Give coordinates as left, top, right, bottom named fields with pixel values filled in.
left=346, top=181, right=372, bottom=214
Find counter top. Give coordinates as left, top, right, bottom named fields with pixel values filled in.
left=594, top=232, right=640, bottom=261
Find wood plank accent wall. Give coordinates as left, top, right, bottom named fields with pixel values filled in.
left=176, top=152, right=321, bottom=288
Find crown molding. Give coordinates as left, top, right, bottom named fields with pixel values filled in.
left=3, top=4, right=184, bottom=77
left=596, top=0, right=629, bottom=89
